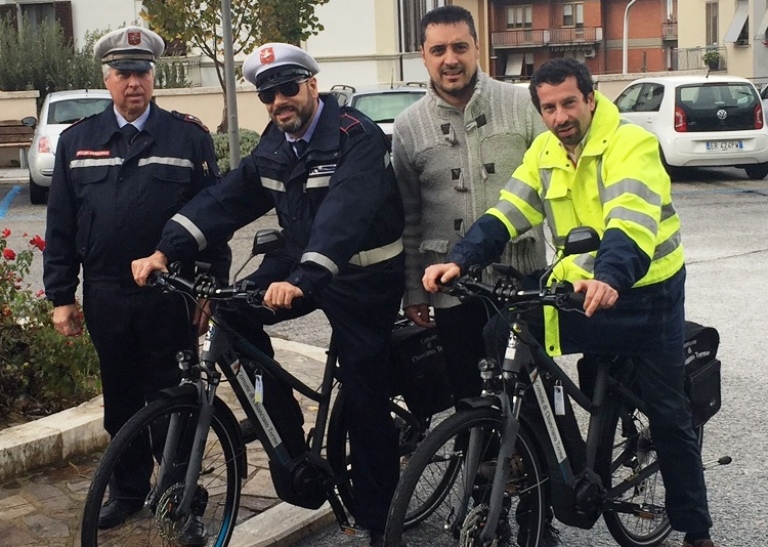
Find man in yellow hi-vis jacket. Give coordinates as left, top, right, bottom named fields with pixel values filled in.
left=423, top=58, right=715, bottom=547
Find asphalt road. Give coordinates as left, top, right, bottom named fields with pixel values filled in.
left=1, top=166, right=766, bottom=546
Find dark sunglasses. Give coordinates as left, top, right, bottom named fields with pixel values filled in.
left=257, top=78, right=309, bottom=104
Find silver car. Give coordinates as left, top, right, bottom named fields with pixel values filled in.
left=27, top=89, right=112, bottom=204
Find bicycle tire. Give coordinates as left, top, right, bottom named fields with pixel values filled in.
left=598, top=403, right=674, bottom=547
left=326, top=388, right=453, bottom=528
left=385, top=407, right=546, bottom=547
left=81, top=394, right=242, bottom=547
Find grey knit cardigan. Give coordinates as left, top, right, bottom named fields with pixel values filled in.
left=393, top=70, right=548, bottom=309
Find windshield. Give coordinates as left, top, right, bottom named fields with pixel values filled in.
left=351, top=91, right=424, bottom=123
left=47, top=98, right=112, bottom=124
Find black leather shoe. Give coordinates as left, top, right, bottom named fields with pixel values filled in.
left=177, top=515, right=209, bottom=547
left=97, top=498, right=143, bottom=529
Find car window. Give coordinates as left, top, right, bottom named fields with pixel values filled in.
left=350, top=91, right=424, bottom=123
left=615, top=85, right=644, bottom=112
left=676, top=83, right=760, bottom=132
left=48, top=98, right=112, bottom=124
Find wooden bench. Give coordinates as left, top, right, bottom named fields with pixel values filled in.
left=0, top=119, right=34, bottom=149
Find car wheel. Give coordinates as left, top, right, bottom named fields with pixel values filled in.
left=744, top=163, right=768, bottom=180
left=660, top=149, right=683, bottom=180
left=29, top=177, right=48, bottom=205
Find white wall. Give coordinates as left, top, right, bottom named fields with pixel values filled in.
left=71, top=0, right=145, bottom=48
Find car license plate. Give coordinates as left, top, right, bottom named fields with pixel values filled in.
left=706, top=140, right=743, bottom=151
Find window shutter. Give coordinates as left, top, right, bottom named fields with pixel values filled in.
left=54, top=1, right=73, bottom=46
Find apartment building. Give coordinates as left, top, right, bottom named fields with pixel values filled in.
left=0, top=0, right=765, bottom=86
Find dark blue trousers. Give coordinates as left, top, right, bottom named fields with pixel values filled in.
left=83, top=282, right=196, bottom=498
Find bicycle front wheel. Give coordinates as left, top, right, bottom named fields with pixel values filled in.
left=385, top=407, right=546, bottom=547
left=598, top=404, right=673, bottom=547
left=81, top=394, right=242, bottom=547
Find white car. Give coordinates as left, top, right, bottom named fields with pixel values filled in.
left=325, top=83, right=426, bottom=139
left=27, top=89, right=112, bottom=204
left=614, top=75, right=768, bottom=179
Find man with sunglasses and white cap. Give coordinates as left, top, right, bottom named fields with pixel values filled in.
left=44, top=26, right=229, bottom=542
left=132, top=43, right=405, bottom=546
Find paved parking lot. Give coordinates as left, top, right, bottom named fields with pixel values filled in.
left=1, top=167, right=767, bottom=546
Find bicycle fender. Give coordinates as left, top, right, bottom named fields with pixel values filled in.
left=158, top=383, right=198, bottom=399
left=456, top=396, right=501, bottom=412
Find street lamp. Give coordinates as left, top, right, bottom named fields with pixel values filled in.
left=221, top=0, right=240, bottom=169
left=622, top=0, right=639, bottom=74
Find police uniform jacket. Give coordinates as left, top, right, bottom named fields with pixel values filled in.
left=44, top=102, right=231, bottom=306
left=156, top=94, right=404, bottom=297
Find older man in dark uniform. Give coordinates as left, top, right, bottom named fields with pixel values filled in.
left=43, top=26, right=230, bottom=538
left=131, top=43, right=405, bottom=546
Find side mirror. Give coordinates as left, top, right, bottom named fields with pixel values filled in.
left=21, top=116, right=37, bottom=128
left=562, top=227, right=600, bottom=256
left=251, top=229, right=285, bottom=256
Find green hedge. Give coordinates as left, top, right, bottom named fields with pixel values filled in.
left=212, top=130, right=261, bottom=174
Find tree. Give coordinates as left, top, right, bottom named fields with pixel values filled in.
left=140, top=0, right=330, bottom=130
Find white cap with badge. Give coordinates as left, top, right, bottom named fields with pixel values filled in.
left=94, top=27, right=165, bottom=72
left=243, top=43, right=320, bottom=91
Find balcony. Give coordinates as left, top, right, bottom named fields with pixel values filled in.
left=491, top=27, right=602, bottom=48
left=662, top=20, right=678, bottom=41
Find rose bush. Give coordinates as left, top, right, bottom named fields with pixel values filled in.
left=0, top=229, right=100, bottom=424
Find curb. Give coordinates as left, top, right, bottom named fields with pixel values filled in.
left=0, top=337, right=334, bottom=546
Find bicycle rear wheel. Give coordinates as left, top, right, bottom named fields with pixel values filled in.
left=598, top=404, right=673, bottom=547
left=327, top=388, right=453, bottom=528
left=385, top=407, right=546, bottom=547
left=81, top=394, right=242, bottom=547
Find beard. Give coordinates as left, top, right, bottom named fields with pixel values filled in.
left=436, top=68, right=478, bottom=98
left=554, top=121, right=584, bottom=146
left=271, top=98, right=314, bottom=135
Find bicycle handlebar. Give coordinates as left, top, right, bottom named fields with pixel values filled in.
left=148, top=269, right=267, bottom=305
left=444, top=271, right=585, bottom=312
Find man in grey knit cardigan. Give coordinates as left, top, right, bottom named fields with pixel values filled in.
left=393, top=5, right=547, bottom=403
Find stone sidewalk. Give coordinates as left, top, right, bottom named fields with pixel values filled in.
left=0, top=338, right=336, bottom=547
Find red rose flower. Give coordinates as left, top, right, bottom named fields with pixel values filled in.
left=3, top=248, right=16, bottom=260
left=29, top=235, right=45, bottom=251
left=1, top=228, right=10, bottom=238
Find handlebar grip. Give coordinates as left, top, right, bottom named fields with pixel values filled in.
left=146, top=270, right=166, bottom=287
left=562, top=292, right=586, bottom=309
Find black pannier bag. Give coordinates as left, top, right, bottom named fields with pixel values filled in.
left=684, top=321, right=722, bottom=427
left=389, top=320, right=454, bottom=419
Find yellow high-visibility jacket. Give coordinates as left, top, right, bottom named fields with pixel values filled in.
left=451, top=91, right=684, bottom=354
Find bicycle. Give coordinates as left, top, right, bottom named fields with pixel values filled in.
left=80, top=229, right=447, bottom=546
left=384, top=226, right=731, bottom=547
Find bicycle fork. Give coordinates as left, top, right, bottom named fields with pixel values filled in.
left=153, top=352, right=220, bottom=520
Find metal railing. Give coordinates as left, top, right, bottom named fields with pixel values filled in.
left=662, top=21, right=678, bottom=40
left=491, top=26, right=602, bottom=48
left=674, top=46, right=727, bottom=71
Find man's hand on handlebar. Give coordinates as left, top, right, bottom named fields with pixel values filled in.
left=264, top=281, right=303, bottom=310
left=423, top=263, right=462, bottom=293
left=573, top=279, right=618, bottom=317
left=132, top=251, right=169, bottom=287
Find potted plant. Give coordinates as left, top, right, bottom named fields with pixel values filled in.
left=702, top=49, right=721, bottom=70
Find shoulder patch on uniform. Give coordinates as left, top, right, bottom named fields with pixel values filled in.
left=339, top=111, right=363, bottom=134
left=172, top=111, right=210, bottom=132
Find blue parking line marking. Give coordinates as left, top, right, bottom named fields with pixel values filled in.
left=0, top=185, right=21, bottom=218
